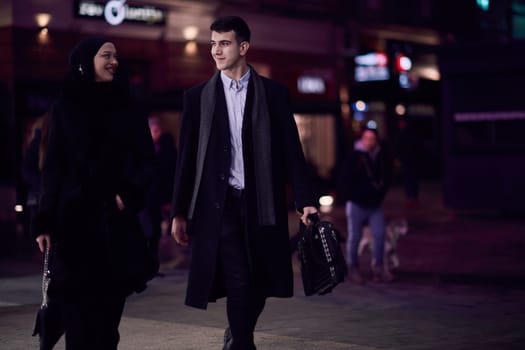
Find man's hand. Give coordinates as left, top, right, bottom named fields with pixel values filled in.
left=171, top=216, right=189, bottom=246
left=36, top=234, right=51, bottom=253
left=300, top=206, right=318, bottom=226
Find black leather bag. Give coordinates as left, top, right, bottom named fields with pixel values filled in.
left=297, top=214, right=347, bottom=296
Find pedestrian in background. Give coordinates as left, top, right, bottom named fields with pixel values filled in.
left=33, top=36, right=157, bottom=349
left=140, top=117, right=177, bottom=267
left=338, top=127, right=394, bottom=283
left=21, top=111, right=50, bottom=235
left=170, top=16, right=318, bottom=350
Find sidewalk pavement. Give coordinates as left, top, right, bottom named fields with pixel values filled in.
left=1, top=269, right=525, bottom=349
left=1, top=182, right=525, bottom=349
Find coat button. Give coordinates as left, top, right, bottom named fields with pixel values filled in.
left=219, top=174, right=226, bottom=180
left=214, top=202, right=221, bottom=209
left=223, top=146, right=228, bottom=152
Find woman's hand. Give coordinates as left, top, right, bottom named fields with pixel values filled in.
left=115, top=194, right=125, bottom=210
left=36, top=234, right=51, bottom=253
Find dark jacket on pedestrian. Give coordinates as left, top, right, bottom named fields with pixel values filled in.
left=33, top=41, right=157, bottom=297
left=338, top=140, right=393, bottom=208
left=22, top=128, right=42, bottom=210
left=170, top=69, right=317, bottom=309
left=147, top=133, right=177, bottom=212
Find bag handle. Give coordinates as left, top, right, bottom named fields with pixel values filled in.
left=307, top=213, right=320, bottom=224
left=298, top=213, right=320, bottom=234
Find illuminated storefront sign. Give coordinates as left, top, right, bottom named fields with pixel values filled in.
left=354, top=52, right=390, bottom=82
left=297, top=76, right=326, bottom=94
left=75, top=1, right=166, bottom=26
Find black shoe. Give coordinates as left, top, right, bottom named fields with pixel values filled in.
left=223, top=327, right=233, bottom=350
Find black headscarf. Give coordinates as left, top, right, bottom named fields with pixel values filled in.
left=62, top=36, right=130, bottom=109
left=69, top=36, right=109, bottom=82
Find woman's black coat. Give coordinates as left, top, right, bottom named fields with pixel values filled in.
left=34, top=74, right=157, bottom=296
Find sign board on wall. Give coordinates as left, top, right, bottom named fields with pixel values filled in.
left=75, top=1, right=167, bottom=26
left=354, top=52, right=390, bottom=82
left=297, top=76, right=326, bottom=94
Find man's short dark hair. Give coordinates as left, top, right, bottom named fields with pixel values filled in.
left=210, top=16, right=251, bottom=43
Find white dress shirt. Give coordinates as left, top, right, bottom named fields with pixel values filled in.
left=220, top=70, right=251, bottom=190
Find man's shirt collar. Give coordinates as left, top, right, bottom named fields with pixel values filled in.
left=221, top=69, right=251, bottom=92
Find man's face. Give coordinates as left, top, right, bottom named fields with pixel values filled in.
left=361, top=130, right=378, bottom=152
left=210, top=30, right=249, bottom=72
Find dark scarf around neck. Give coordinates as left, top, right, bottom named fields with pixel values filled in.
left=62, top=69, right=129, bottom=112
left=188, top=68, right=276, bottom=226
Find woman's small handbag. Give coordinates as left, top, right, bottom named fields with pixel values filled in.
left=32, top=246, right=64, bottom=350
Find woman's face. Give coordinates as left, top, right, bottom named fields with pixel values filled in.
left=93, top=42, right=118, bottom=82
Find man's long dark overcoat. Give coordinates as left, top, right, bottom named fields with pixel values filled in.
left=171, top=73, right=317, bottom=309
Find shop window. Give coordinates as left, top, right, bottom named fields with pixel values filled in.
left=293, top=114, right=336, bottom=178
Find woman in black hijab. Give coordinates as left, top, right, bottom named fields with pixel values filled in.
left=33, top=37, right=157, bottom=349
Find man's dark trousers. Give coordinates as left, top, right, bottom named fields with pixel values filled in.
left=219, top=186, right=266, bottom=350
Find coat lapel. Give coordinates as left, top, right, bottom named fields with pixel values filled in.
left=188, top=72, right=220, bottom=220
left=188, top=69, right=277, bottom=226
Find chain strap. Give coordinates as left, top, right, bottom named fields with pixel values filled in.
left=41, top=246, right=50, bottom=308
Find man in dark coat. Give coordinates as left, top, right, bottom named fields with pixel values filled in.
left=170, top=16, right=318, bottom=350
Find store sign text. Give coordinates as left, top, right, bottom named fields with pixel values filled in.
left=297, top=76, right=326, bottom=94
left=76, top=1, right=166, bottom=26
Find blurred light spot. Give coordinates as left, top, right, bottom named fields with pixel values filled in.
left=396, top=55, right=412, bottom=71
left=341, top=103, right=350, bottom=116
left=417, top=66, right=440, bottom=81
left=477, top=0, right=490, bottom=11
left=399, top=73, right=410, bottom=88
left=354, top=100, right=367, bottom=112
left=184, top=41, right=198, bottom=56
left=35, top=13, right=51, bottom=27
left=319, top=195, right=334, bottom=206
left=297, top=76, right=326, bottom=94
left=15, top=205, right=23, bottom=213
left=367, top=120, right=378, bottom=129
left=182, top=26, right=199, bottom=41
left=395, top=104, right=407, bottom=116
left=38, top=27, right=50, bottom=44
left=339, top=86, right=349, bottom=103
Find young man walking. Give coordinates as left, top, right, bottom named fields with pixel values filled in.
left=170, top=16, right=318, bottom=349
